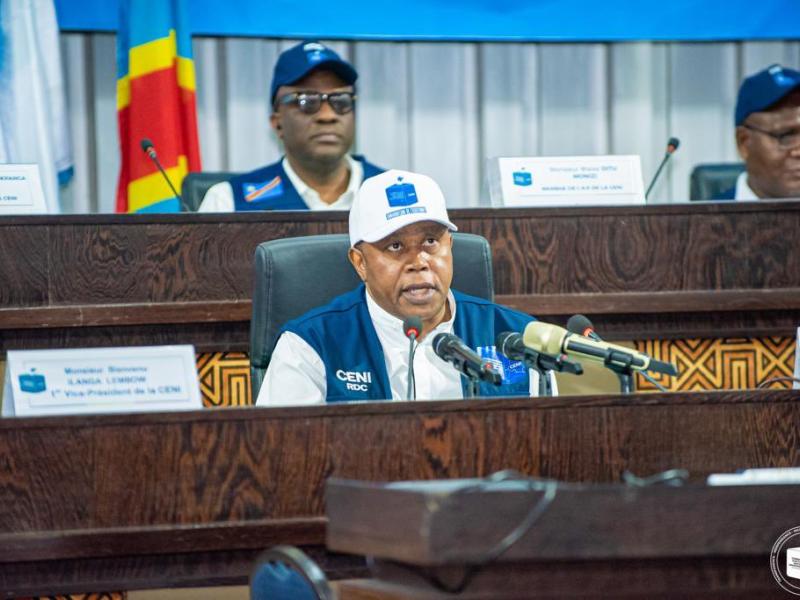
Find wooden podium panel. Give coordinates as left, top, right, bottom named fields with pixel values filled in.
left=1, top=389, right=799, bottom=595
left=0, top=201, right=799, bottom=354
left=329, top=480, right=797, bottom=599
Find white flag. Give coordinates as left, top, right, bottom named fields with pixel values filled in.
left=0, top=0, right=72, bottom=214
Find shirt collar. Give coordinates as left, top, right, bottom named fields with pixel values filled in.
left=281, top=155, right=363, bottom=210
left=365, top=288, right=456, bottom=348
left=734, top=171, right=760, bottom=200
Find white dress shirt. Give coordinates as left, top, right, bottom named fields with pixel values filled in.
left=734, top=171, right=759, bottom=200
left=197, top=155, right=363, bottom=212
left=256, top=290, right=548, bottom=406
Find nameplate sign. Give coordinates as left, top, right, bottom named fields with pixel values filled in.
left=2, top=346, right=202, bottom=417
left=487, top=155, right=645, bottom=208
left=0, top=164, right=48, bottom=215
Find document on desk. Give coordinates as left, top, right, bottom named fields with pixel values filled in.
left=2, top=345, right=202, bottom=417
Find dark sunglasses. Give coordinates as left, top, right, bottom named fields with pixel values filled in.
left=276, top=91, right=356, bottom=115
left=742, top=123, right=800, bottom=150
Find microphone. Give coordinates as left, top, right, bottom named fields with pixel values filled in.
left=645, top=136, right=680, bottom=200
left=402, top=316, right=423, bottom=400
left=522, top=321, right=678, bottom=377
left=140, top=138, right=182, bottom=205
left=496, top=331, right=583, bottom=375
left=432, top=333, right=501, bottom=385
left=566, top=314, right=668, bottom=392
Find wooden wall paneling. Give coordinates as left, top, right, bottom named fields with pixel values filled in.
left=0, top=225, right=49, bottom=307
left=48, top=224, right=151, bottom=306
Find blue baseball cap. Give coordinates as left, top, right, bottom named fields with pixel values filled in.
left=735, top=64, right=800, bottom=126
left=270, top=41, right=358, bottom=105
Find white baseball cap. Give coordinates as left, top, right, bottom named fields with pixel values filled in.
left=349, top=169, right=458, bottom=247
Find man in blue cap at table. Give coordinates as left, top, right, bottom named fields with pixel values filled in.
left=199, top=41, right=384, bottom=212
left=719, top=64, right=800, bottom=200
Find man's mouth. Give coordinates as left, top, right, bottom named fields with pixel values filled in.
left=401, top=283, right=437, bottom=303
left=311, top=132, right=342, bottom=143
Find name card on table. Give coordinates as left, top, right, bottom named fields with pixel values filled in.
left=0, top=164, right=48, bottom=215
left=2, top=345, right=203, bottom=417
left=486, top=155, right=645, bottom=208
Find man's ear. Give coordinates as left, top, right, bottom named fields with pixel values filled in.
left=735, top=125, right=750, bottom=160
left=348, top=246, right=368, bottom=282
left=270, top=112, right=283, bottom=138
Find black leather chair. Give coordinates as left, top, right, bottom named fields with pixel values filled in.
left=689, top=163, right=745, bottom=200
left=250, top=546, right=333, bottom=600
left=180, top=171, right=238, bottom=211
left=250, top=232, right=494, bottom=398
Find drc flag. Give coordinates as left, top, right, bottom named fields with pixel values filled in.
left=116, top=0, right=201, bottom=213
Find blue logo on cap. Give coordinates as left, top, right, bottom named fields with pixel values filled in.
left=19, top=369, right=46, bottom=393
left=513, top=171, right=532, bottom=186
left=385, top=177, right=418, bottom=207
left=303, top=42, right=329, bottom=64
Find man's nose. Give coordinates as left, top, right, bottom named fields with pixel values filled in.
left=407, top=249, right=431, bottom=270
left=315, top=99, right=339, bottom=122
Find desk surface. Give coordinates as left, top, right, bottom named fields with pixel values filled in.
left=1, top=389, right=798, bottom=594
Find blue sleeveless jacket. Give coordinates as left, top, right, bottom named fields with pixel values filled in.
left=230, top=155, right=384, bottom=211
left=279, top=285, right=535, bottom=403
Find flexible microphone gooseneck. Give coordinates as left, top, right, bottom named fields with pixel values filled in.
left=645, top=137, right=680, bottom=200
left=140, top=138, right=182, bottom=205
left=402, top=316, right=423, bottom=400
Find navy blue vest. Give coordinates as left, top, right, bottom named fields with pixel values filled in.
left=230, top=155, right=384, bottom=211
left=280, top=285, right=535, bottom=403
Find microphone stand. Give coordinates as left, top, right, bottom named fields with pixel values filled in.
left=464, top=374, right=480, bottom=399
left=516, top=348, right=582, bottom=397
left=603, top=349, right=635, bottom=395
left=517, top=351, right=552, bottom=396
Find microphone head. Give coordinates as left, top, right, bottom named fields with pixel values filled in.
left=495, top=331, right=521, bottom=358
left=140, top=138, right=154, bottom=153
left=566, top=314, right=595, bottom=337
left=667, top=137, right=680, bottom=153
left=402, top=316, right=423, bottom=339
left=431, top=332, right=452, bottom=358
left=522, top=321, right=566, bottom=355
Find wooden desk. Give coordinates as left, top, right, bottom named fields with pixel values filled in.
left=1, top=389, right=798, bottom=595
left=329, top=480, right=796, bottom=599
left=1, top=201, right=799, bottom=353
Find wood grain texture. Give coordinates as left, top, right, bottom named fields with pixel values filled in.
left=328, top=482, right=799, bottom=599
left=337, top=558, right=784, bottom=599
left=0, top=392, right=798, bottom=544
left=0, top=202, right=798, bottom=348
left=0, top=226, right=49, bottom=307
left=326, top=482, right=798, bottom=563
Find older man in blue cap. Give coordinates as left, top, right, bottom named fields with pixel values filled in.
left=199, top=41, right=384, bottom=212
left=719, top=64, right=800, bottom=200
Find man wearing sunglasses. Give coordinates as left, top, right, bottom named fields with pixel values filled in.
left=718, top=64, right=800, bottom=200
left=198, top=41, right=384, bottom=212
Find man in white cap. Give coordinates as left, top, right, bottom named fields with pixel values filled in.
left=256, top=169, right=551, bottom=405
